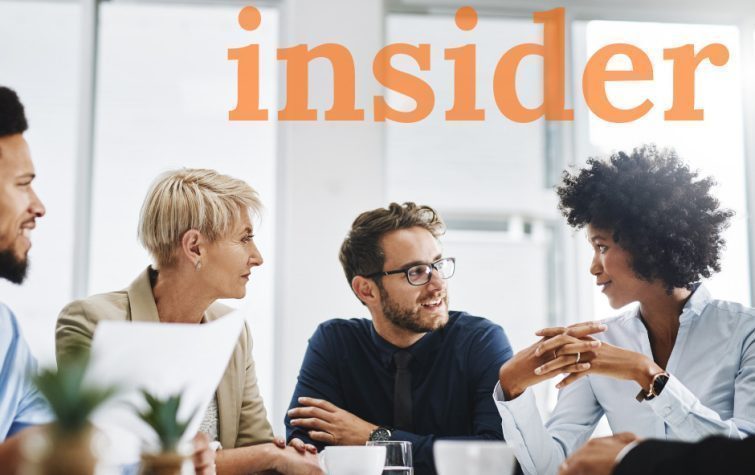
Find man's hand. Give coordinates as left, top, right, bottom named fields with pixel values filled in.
left=559, top=433, right=639, bottom=475
left=192, top=433, right=216, bottom=475
left=287, top=397, right=377, bottom=446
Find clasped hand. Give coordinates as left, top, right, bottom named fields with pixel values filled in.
left=288, top=397, right=377, bottom=446
left=499, top=321, right=660, bottom=399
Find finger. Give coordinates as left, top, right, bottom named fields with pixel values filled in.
left=535, top=356, right=590, bottom=376
left=535, top=326, right=567, bottom=337
left=308, top=430, right=336, bottom=444
left=290, top=417, right=330, bottom=431
left=615, top=432, right=639, bottom=443
left=305, top=443, right=318, bottom=454
left=193, top=451, right=215, bottom=469
left=274, top=436, right=287, bottom=448
left=193, top=432, right=210, bottom=453
left=557, top=340, right=601, bottom=355
left=565, top=322, right=607, bottom=338
left=288, top=405, right=333, bottom=421
left=289, top=438, right=306, bottom=453
left=555, top=366, right=591, bottom=388
left=298, top=396, right=338, bottom=412
left=535, top=333, right=579, bottom=356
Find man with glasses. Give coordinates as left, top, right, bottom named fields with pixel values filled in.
left=285, top=202, right=513, bottom=475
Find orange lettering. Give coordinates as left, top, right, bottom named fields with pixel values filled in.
left=278, top=44, right=364, bottom=121
left=583, top=44, right=653, bottom=123
left=493, top=8, right=573, bottom=123
left=664, top=44, right=729, bottom=120
left=373, top=44, right=435, bottom=123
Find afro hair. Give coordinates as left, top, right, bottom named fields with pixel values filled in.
left=557, top=145, right=733, bottom=292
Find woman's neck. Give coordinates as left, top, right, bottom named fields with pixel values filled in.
left=151, top=266, right=214, bottom=324
left=638, top=286, right=692, bottom=364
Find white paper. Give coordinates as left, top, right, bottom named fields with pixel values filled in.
left=84, top=311, right=245, bottom=465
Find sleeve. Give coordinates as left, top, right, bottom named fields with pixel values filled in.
left=614, top=436, right=755, bottom=475
left=646, top=326, right=755, bottom=439
left=494, top=376, right=604, bottom=475
left=55, top=300, right=96, bottom=363
left=284, top=323, right=345, bottom=449
left=392, top=324, right=514, bottom=475
left=8, top=324, right=53, bottom=435
left=235, top=322, right=274, bottom=446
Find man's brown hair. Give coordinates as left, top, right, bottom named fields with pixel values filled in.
left=339, top=202, right=445, bottom=290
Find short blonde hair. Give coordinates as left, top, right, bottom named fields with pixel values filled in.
left=138, top=168, right=262, bottom=267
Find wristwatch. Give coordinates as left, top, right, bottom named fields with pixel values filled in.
left=368, top=427, right=393, bottom=442
left=636, top=371, right=670, bottom=402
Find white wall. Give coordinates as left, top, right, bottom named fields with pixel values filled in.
left=272, top=0, right=387, bottom=435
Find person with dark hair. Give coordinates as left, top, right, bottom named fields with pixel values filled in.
left=285, top=202, right=514, bottom=475
left=0, top=86, right=51, bottom=473
left=493, top=145, right=755, bottom=475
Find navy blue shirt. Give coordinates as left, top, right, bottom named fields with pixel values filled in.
left=285, top=311, right=514, bottom=475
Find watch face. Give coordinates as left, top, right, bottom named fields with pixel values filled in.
left=652, top=374, right=670, bottom=395
left=370, top=427, right=392, bottom=441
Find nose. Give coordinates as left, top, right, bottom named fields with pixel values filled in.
left=248, top=240, right=263, bottom=267
left=30, top=187, right=45, bottom=218
left=426, top=267, right=445, bottom=291
left=589, top=251, right=602, bottom=276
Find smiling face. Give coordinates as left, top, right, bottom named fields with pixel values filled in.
left=0, top=134, right=45, bottom=284
left=587, top=224, right=656, bottom=309
left=374, top=226, right=449, bottom=334
left=200, top=211, right=263, bottom=300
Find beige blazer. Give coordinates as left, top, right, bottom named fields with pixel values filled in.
left=55, top=267, right=274, bottom=449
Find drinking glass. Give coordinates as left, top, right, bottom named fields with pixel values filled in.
left=366, top=440, right=413, bottom=475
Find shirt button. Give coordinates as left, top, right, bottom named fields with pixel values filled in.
left=663, top=406, right=672, bottom=417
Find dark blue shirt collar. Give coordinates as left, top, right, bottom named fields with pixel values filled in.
left=369, top=311, right=460, bottom=368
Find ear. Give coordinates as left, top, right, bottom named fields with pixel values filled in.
left=180, top=229, right=204, bottom=264
left=351, top=275, right=379, bottom=306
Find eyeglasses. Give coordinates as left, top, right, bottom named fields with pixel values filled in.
left=365, top=257, right=456, bottom=286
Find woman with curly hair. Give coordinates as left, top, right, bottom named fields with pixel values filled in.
left=493, top=145, right=755, bottom=475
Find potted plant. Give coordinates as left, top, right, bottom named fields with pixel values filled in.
left=137, top=390, right=199, bottom=475
left=23, top=351, right=117, bottom=475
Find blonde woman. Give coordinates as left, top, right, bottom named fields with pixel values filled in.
left=56, top=169, right=322, bottom=475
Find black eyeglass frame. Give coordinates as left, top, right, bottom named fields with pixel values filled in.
left=364, top=257, right=456, bottom=286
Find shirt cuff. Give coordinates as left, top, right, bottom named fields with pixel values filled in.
left=614, top=440, right=639, bottom=465
left=646, top=375, right=698, bottom=432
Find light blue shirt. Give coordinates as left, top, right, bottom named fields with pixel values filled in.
left=0, top=303, right=51, bottom=440
left=494, top=285, right=755, bottom=475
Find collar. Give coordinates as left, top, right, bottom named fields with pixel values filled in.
left=126, top=267, right=161, bottom=323
left=370, top=312, right=459, bottom=369
left=126, top=266, right=212, bottom=324
left=679, top=282, right=710, bottom=323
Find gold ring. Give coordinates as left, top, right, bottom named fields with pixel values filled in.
left=553, top=350, right=558, bottom=359
left=575, top=352, right=581, bottom=364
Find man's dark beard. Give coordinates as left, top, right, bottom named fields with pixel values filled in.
left=0, top=249, right=28, bottom=284
left=378, top=283, right=448, bottom=333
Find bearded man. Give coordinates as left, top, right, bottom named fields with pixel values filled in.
left=285, top=202, right=513, bottom=475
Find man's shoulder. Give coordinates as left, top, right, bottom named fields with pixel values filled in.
left=447, top=310, right=504, bottom=336
left=0, top=303, right=21, bottom=349
left=315, top=317, right=373, bottom=336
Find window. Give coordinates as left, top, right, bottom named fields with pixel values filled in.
left=0, top=0, right=81, bottom=366
left=573, top=20, right=750, bottom=320
left=88, top=1, right=279, bottom=404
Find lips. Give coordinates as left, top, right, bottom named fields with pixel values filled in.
left=597, top=281, right=612, bottom=292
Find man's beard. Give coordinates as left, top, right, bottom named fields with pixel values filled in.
left=378, top=283, right=449, bottom=333
left=0, top=249, right=28, bottom=284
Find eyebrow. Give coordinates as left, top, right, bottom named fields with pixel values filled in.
left=590, top=235, right=607, bottom=243
left=240, top=226, right=253, bottom=235
left=397, top=253, right=443, bottom=268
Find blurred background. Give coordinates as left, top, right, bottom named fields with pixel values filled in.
left=1, top=0, right=754, bottom=437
